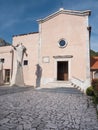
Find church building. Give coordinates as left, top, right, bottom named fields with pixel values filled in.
left=0, top=8, right=91, bottom=91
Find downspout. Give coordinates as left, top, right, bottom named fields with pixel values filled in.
left=10, top=49, right=14, bottom=80
left=37, top=18, right=43, bottom=65
left=86, top=13, right=91, bottom=90
left=38, top=22, right=42, bottom=65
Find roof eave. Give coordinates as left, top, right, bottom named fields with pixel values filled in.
left=91, top=68, right=98, bottom=70
left=13, top=32, right=39, bottom=37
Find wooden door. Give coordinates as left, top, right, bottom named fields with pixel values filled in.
left=57, top=61, right=68, bottom=80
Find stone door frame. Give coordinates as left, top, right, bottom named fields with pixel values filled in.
left=54, top=57, right=71, bottom=81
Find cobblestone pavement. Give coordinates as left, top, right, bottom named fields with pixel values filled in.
left=0, top=86, right=98, bottom=130
left=0, top=85, right=33, bottom=96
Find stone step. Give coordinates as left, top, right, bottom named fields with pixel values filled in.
left=38, top=81, right=84, bottom=94
left=36, top=86, right=83, bottom=94
left=41, top=81, right=73, bottom=88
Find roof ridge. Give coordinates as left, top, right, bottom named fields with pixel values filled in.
left=37, top=8, right=91, bottom=23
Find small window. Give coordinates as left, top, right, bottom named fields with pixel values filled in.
left=58, top=39, right=67, bottom=48
left=24, top=60, right=28, bottom=65
left=0, top=58, right=4, bottom=63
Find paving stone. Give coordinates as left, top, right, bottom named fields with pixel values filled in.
left=23, top=123, right=31, bottom=130
left=75, top=119, right=80, bottom=125
left=0, top=126, right=8, bottom=130
left=16, top=125, right=23, bottom=130
left=46, top=122, right=58, bottom=129
left=0, top=118, right=9, bottom=124
left=94, top=126, right=98, bottom=130
left=31, top=128, right=37, bottom=130
left=74, top=124, right=80, bottom=129
left=63, top=120, right=69, bottom=125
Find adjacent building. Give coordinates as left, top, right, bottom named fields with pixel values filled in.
left=91, top=57, right=98, bottom=79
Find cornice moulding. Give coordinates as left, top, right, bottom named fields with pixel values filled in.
left=37, top=8, right=91, bottom=23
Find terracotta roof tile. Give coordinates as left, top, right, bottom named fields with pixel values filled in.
left=91, top=57, right=98, bottom=70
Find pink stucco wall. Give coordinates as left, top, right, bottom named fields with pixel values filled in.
left=40, top=13, right=89, bottom=83
left=13, top=33, right=38, bottom=86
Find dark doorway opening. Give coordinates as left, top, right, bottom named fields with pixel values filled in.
left=5, top=69, right=10, bottom=83
left=57, top=61, right=68, bottom=81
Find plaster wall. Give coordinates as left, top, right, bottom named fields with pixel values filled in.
left=40, top=13, right=89, bottom=84
left=13, top=33, right=39, bottom=86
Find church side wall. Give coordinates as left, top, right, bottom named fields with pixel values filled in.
left=13, top=33, right=38, bottom=87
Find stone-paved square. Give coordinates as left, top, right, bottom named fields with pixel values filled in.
left=0, top=86, right=98, bottom=130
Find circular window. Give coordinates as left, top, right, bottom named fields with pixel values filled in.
left=58, top=39, right=67, bottom=48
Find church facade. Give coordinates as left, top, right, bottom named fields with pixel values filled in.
left=0, top=8, right=91, bottom=91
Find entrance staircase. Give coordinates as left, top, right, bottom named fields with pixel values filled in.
left=38, top=81, right=83, bottom=94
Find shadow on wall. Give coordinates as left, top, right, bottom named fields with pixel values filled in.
left=35, top=64, right=42, bottom=87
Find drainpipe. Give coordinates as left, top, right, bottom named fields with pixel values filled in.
left=10, top=49, right=14, bottom=79
left=86, top=25, right=92, bottom=89
left=38, top=22, right=42, bottom=65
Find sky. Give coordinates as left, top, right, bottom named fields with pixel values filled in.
left=0, top=0, right=98, bottom=51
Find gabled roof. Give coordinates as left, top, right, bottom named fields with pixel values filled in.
left=91, top=57, right=98, bottom=70
left=37, top=8, right=91, bottom=23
